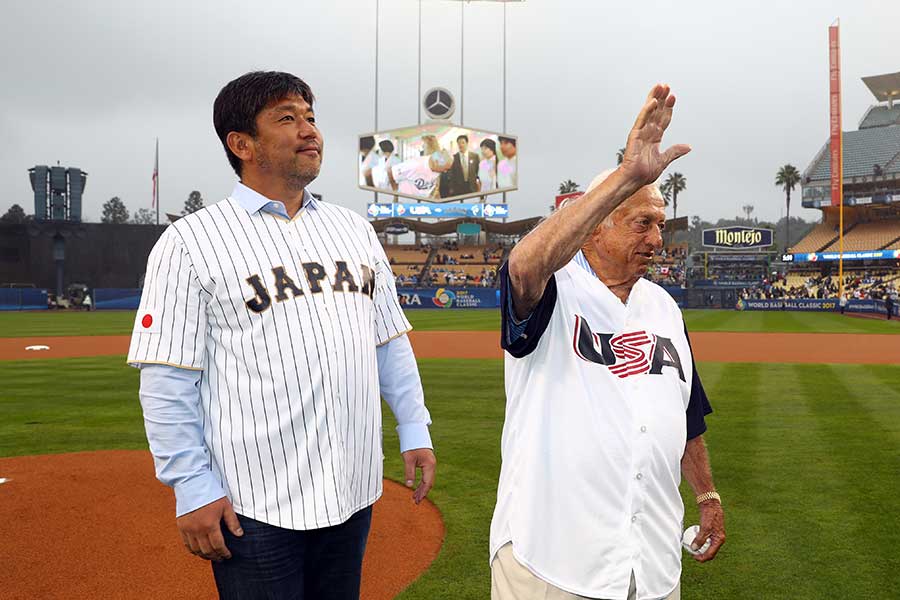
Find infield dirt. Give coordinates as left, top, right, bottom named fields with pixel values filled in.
left=1, top=330, right=898, bottom=364
left=0, top=451, right=443, bottom=600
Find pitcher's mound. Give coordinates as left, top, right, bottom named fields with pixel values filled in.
left=0, top=450, right=444, bottom=599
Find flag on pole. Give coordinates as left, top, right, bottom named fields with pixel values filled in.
left=152, top=138, right=159, bottom=208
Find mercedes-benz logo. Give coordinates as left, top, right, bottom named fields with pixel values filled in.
left=423, top=87, right=455, bottom=120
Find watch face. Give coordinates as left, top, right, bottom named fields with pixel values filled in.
left=423, top=87, right=455, bottom=120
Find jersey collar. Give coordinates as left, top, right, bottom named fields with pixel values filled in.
left=231, top=181, right=319, bottom=219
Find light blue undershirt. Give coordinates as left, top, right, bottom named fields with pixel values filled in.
left=139, top=182, right=432, bottom=516
left=506, top=250, right=596, bottom=343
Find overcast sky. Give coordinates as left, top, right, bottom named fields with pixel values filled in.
left=1, top=0, right=897, bottom=225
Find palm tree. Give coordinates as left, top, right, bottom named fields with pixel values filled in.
left=558, top=179, right=580, bottom=194
left=742, top=204, right=755, bottom=223
left=616, top=147, right=626, bottom=165
left=663, top=172, right=687, bottom=218
left=775, top=164, right=801, bottom=250
left=659, top=180, right=672, bottom=207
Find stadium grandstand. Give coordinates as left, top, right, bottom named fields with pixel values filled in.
left=781, top=70, right=900, bottom=298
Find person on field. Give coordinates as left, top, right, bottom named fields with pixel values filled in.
left=128, top=71, right=436, bottom=600
left=491, top=85, right=725, bottom=600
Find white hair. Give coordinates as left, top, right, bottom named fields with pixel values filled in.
left=585, top=168, right=663, bottom=229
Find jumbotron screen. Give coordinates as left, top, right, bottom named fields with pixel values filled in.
left=358, top=124, right=517, bottom=202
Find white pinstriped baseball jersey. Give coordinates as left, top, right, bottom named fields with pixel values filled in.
left=492, top=256, right=711, bottom=600
left=127, top=184, right=410, bottom=530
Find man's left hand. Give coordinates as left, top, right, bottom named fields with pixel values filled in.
left=401, top=448, right=436, bottom=505
left=692, top=500, right=726, bottom=562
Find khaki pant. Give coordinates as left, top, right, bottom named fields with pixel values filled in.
left=491, top=543, right=680, bottom=600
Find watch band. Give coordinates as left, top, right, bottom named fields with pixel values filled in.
left=696, top=491, right=721, bottom=504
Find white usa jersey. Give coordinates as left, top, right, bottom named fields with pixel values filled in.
left=491, top=257, right=711, bottom=600
left=392, top=156, right=439, bottom=196
left=127, top=186, right=410, bottom=530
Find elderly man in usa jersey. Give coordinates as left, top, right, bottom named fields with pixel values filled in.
left=491, top=85, right=726, bottom=600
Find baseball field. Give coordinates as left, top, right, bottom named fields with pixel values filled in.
left=2, top=309, right=899, bottom=599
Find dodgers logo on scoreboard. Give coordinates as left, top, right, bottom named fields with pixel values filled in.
left=702, top=227, right=773, bottom=249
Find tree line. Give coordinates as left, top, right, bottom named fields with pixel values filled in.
left=0, top=191, right=206, bottom=225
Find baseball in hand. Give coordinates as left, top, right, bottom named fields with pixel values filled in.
left=682, top=525, right=711, bottom=556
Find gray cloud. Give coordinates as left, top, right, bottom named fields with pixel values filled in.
left=1, top=0, right=896, bottom=225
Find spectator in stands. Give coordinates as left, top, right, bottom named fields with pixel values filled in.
left=886, top=294, right=894, bottom=320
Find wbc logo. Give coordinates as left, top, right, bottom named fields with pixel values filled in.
left=572, top=314, right=685, bottom=382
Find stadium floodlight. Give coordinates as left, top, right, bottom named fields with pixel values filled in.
left=862, top=72, right=900, bottom=108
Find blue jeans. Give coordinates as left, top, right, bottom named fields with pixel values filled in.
left=212, top=506, right=373, bottom=600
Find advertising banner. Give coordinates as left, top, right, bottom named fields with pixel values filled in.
left=555, top=191, right=583, bottom=209
left=368, top=203, right=509, bottom=219
left=707, top=253, right=769, bottom=263
left=397, top=287, right=500, bottom=309
left=702, top=227, right=773, bottom=249
left=829, top=24, right=842, bottom=208
left=735, top=298, right=895, bottom=315
left=783, top=249, right=900, bottom=263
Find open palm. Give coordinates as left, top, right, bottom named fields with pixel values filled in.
left=620, top=84, right=691, bottom=185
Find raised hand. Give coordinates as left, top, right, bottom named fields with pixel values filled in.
left=619, top=84, right=691, bottom=186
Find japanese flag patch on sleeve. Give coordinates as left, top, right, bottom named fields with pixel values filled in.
left=134, top=308, right=161, bottom=334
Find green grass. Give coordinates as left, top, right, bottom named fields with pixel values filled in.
left=682, top=309, right=900, bottom=335
left=3, top=356, right=899, bottom=598
left=0, top=310, right=137, bottom=338
left=2, top=308, right=899, bottom=338
left=0, top=356, right=145, bottom=455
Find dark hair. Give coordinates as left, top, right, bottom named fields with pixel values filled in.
left=213, top=71, right=315, bottom=176
left=360, top=135, right=376, bottom=152
left=480, top=138, right=496, bottom=154
left=498, top=136, right=516, bottom=146
left=379, top=139, right=394, bottom=153
left=457, top=134, right=469, bottom=143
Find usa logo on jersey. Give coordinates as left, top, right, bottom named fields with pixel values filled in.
left=572, top=314, right=685, bottom=381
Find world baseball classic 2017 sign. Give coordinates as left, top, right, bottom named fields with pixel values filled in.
left=702, top=227, right=773, bottom=249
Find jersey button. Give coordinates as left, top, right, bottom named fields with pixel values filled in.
left=636, top=473, right=643, bottom=480
left=631, top=515, right=638, bottom=523
left=640, top=425, right=647, bottom=433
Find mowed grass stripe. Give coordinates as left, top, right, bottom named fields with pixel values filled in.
left=794, top=364, right=900, bottom=593
left=4, top=357, right=900, bottom=597
left=681, top=309, right=900, bottom=335
left=0, top=356, right=144, bottom=457
left=851, top=364, right=900, bottom=447
left=680, top=362, right=763, bottom=596
left=3, top=308, right=900, bottom=338
left=383, top=358, right=504, bottom=599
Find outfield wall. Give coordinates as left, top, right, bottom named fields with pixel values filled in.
left=87, top=285, right=684, bottom=311
left=0, top=288, right=48, bottom=311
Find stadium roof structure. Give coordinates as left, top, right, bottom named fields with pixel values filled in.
left=804, top=125, right=900, bottom=183
left=859, top=105, right=900, bottom=129
left=862, top=72, right=900, bottom=107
